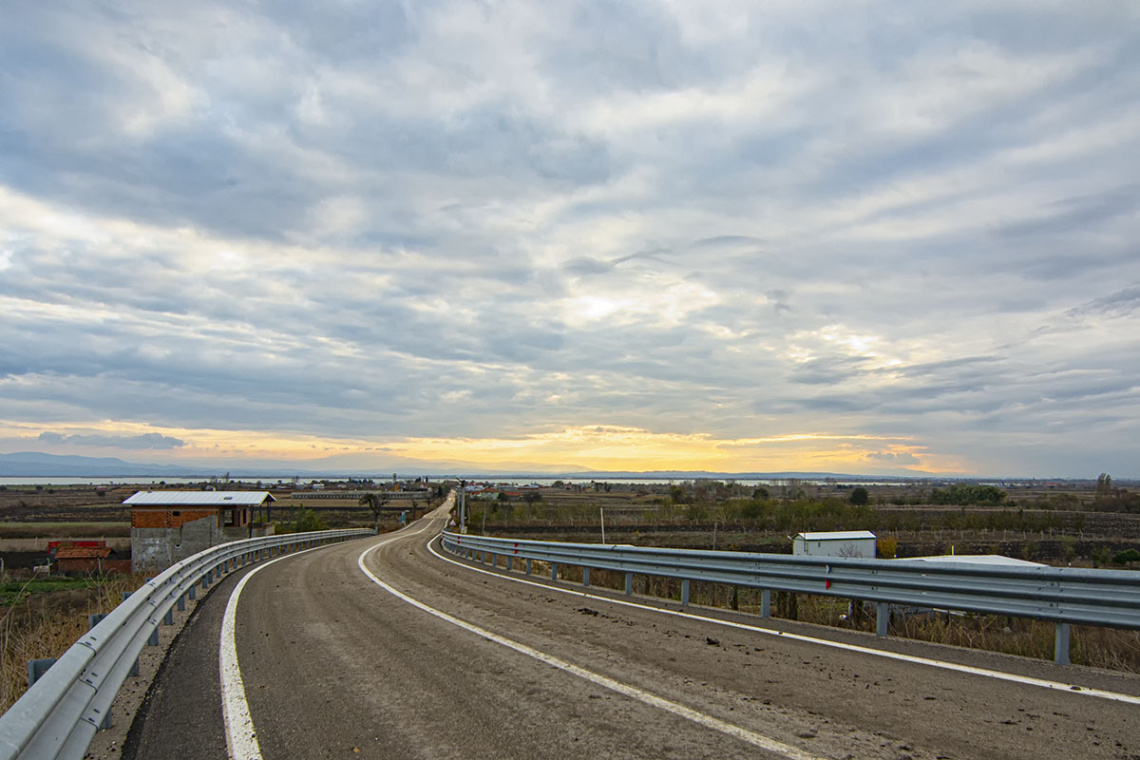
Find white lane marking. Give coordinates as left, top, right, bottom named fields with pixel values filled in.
left=428, top=538, right=1140, bottom=707
left=221, top=557, right=279, bottom=760
left=358, top=541, right=826, bottom=760
left=220, top=525, right=438, bottom=759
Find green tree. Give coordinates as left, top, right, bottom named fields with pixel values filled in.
left=293, top=508, right=326, bottom=533
left=849, top=487, right=870, bottom=506
left=1112, top=548, right=1140, bottom=566
left=930, top=483, right=1006, bottom=506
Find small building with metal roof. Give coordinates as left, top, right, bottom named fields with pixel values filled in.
left=126, top=490, right=276, bottom=571
left=792, top=530, right=878, bottom=559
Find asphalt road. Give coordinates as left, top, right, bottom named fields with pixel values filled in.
left=124, top=504, right=1140, bottom=760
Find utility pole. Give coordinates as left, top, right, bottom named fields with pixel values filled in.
left=459, top=481, right=467, bottom=534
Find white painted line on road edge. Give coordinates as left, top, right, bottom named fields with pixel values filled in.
left=428, top=537, right=1140, bottom=707
left=358, top=540, right=827, bottom=760
left=220, top=557, right=277, bottom=760
left=220, top=525, right=438, bottom=760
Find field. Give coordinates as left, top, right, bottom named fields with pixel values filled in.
left=1, top=477, right=1137, bottom=689
left=462, top=480, right=1140, bottom=565
left=457, top=479, right=1140, bottom=671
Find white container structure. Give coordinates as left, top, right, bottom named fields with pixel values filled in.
left=792, top=530, right=878, bottom=559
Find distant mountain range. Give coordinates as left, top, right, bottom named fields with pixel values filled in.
left=0, top=450, right=1094, bottom=482
left=0, top=451, right=935, bottom=481
left=0, top=452, right=217, bottom=478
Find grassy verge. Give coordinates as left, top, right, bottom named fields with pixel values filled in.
left=0, top=522, right=131, bottom=539
left=0, top=573, right=147, bottom=712
left=0, top=577, right=101, bottom=606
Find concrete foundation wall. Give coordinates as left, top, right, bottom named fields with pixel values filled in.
left=131, top=517, right=273, bottom=572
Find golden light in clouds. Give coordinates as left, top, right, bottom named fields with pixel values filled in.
left=1, top=420, right=966, bottom=474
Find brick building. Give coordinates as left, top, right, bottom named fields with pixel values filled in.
left=125, top=491, right=276, bottom=572
left=53, top=545, right=131, bottom=575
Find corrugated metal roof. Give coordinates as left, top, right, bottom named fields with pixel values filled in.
left=795, top=531, right=878, bottom=541
left=123, top=491, right=276, bottom=506
left=894, top=554, right=1046, bottom=568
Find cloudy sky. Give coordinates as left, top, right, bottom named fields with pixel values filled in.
left=1, top=1, right=1138, bottom=477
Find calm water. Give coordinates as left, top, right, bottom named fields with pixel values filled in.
left=0, top=476, right=258, bottom=487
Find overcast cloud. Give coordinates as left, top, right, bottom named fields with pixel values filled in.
left=1, top=1, right=1138, bottom=477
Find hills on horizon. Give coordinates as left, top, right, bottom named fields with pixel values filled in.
left=0, top=450, right=1098, bottom=483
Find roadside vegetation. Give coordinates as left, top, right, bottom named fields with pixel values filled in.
left=457, top=477, right=1140, bottom=672
left=0, top=571, right=146, bottom=713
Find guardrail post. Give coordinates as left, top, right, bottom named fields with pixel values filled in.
left=490, top=553, right=497, bottom=567
left=551, top=562, right=559, bottom=581
left=122, top=591, right=132, bottom=603
left=27, top=658, right=56, bottom=687
left=147, top=627, right=159, bottom=646
left=761, top=589, right=771, bottom=618
left=89, top=613, right=107, bottom=629
left=625, top=573, right=633, bottom=596
left=1055, top=623, right=1072, bottom=665
left=177, top=594, right=186, bottom=612
left=506, top=556, right=513, bottom=572
left=163, top=607, right=174, bottom=626
left=188, top=585, right=196, bottom=600
left=582, top=567, right=590, bottom=587
left=876, top=602, right=890, bottom=638
left=681, top=579, right=690, bottom=606
left=525, top=558, right=532, bottom=575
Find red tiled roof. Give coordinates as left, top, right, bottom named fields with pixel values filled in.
left=55, top=546, right=113, bottom=560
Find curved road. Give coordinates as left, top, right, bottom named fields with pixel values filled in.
left=124, top=501, right=1140, bottom=759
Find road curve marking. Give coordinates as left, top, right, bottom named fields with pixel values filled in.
left=358, top=540, right=828, bottom=760
left=427, top=537, right=1140, bottom=706
left=220, top=523, right=436, bottom=759
left=220, top=557, right=277, bottom=760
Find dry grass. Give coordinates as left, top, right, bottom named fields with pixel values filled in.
left=482, top=559, right=1140, bottom=673
left=887, top=612, right=1140, bottom=671
left=0, top=573, right=147, bottom=712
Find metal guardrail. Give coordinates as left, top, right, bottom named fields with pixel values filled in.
left=441, top=532, right=1140, bottom=665
left=0, top=528, right=374, bottom=760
